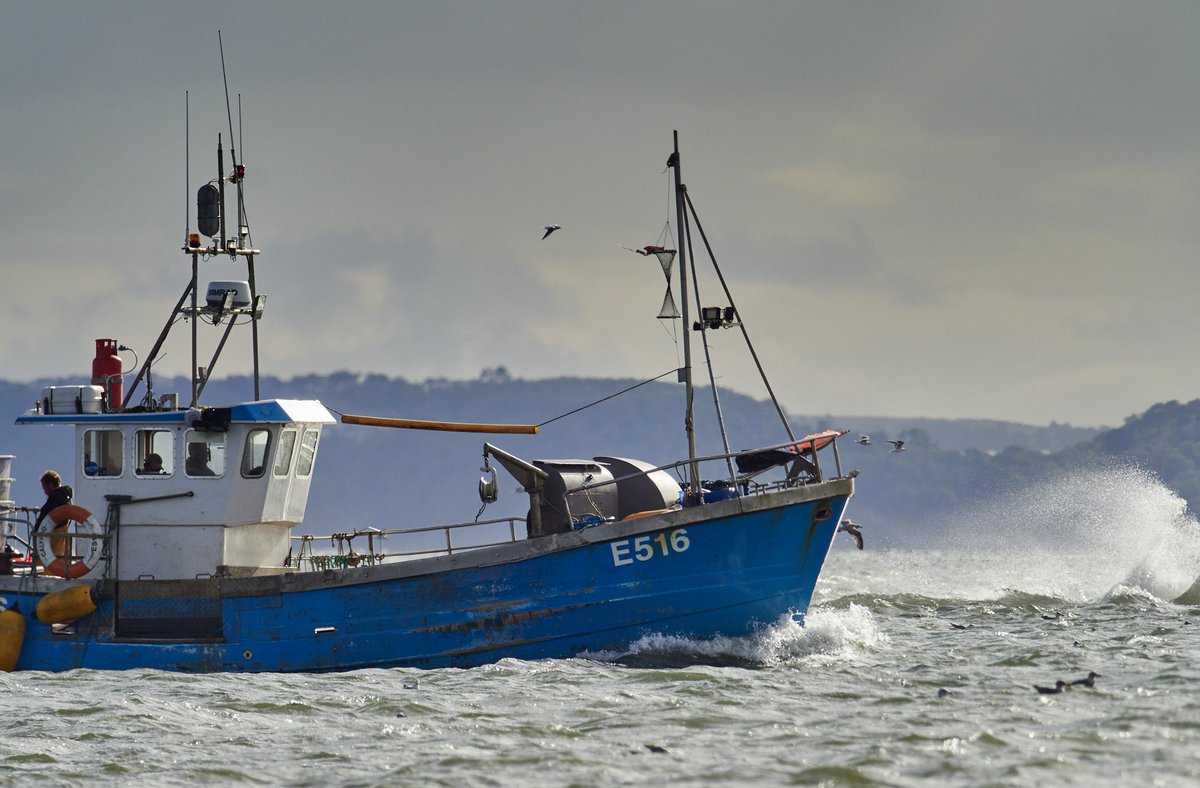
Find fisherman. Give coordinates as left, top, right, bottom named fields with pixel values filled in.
left=34, top=471, right=73, bottom=530
left=140, top=453, right=164, bottom=474
left=186, top=443, right=214, bottom=476
left=35, top=470, right=74, bottom=562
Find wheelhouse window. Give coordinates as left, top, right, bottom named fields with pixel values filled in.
left=185, top=430, right=225, bottom=478
left=135, top=429, right=174, bottom=476
left=241, top=429, right=271, bottom=478
left=273, top=429, right=297, bottom=477
left=83, top=430, right=123, bottom=477
left=296, top=429, right=319, bottom=478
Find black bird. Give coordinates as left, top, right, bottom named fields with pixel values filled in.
left=838, top=519, right=864, bottom=550
left=888, top=440, right=906, bottom=453
left=1071, top=671, right=1100, bottom=688
left=542, top=224, right=562, bottom=240
left=645, top=744, right=669, bottom=754
left=937, top=688, right=951, bottom=698
left=1034, top=680, right=1069, bottom=695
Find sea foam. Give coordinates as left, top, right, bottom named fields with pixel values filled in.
left=932, top=462, right=1200, bottom=602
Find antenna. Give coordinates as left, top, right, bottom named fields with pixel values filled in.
left=236, top=93, right=249, bottom=242
left=216, top=32, right=261, bottom=399
left=219, top=30, right=238, bottom=175
left=126, top=34, right=265, bottom=410
left=184, top=91, right=190, bottom=243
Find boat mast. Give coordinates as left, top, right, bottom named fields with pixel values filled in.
left=669, top=131, right=699, bottom=491
left=195, top=135, right=226, bottom=403
left=121, top=37, right=262, bottom=411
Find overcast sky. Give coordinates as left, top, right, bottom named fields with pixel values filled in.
left=2, top=2, right=1197, bottom=428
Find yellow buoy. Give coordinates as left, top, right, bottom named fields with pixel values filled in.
left=0, top=609, right=25, bottom=672
left=35, top=585, right=97, bottom=625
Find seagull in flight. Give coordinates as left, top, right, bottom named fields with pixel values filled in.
left=837, top=519, right=864, bottom=550
left=542, top=224, right=562, bottom=240
left=856, top=435, right=870, bottom=446
left=888, top=440, right=906, bottom=453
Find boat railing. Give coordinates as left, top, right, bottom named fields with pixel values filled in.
left=288, top=516, right=526, bottom=572
left=567, top=433, right=848, bottom=501
left=288, top=434, right=849, bottom=572
left=0, top=508, right=38, bottom=576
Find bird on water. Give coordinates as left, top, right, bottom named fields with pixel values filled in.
left=1034, top=680, right=1069, bottom=695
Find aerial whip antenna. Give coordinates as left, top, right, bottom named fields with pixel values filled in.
left=184, top=90, right=190, bottom=243
left=217, top=31, right=261, bottom=398
left=219, top=30, right=238, bottom=176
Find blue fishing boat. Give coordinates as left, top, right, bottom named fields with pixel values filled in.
left=0, top=109, right=855, bottom=671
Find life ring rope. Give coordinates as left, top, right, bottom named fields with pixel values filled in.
left=33, top=504, right=106, bottom=580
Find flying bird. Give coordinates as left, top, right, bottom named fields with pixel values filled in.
left=542, top=224, right=562, bottom=240
left=838, top=519, right=864, bottom=550
left=1071, top=671, right=1101, bottom=688
left=1034, top=680, right=1069, bottom=695
left=888, top=440, right=906, bottom=453
left=856, top=435, right=870, bottom=446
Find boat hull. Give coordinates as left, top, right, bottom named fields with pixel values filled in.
left=1, top=479, right=851, bottom=672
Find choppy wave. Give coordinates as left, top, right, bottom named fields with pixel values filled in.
left=585, top=604, right=887, bottom=669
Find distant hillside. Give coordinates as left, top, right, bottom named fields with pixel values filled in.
left=821, top=416, right=1097, bottom=454
left=0, top=371, right=1167, bottom=550
left=1078, top=399, right=1200, bottom=514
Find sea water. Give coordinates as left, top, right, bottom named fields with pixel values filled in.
left=4, top=467, right=1200, bottom=786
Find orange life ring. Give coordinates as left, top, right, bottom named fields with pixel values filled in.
left=34, top=505, right=105, bottom=580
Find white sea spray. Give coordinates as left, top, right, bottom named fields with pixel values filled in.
left=892, top=463, right=1200, bottom=603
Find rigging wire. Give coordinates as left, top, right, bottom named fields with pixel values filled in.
left=683, top=188, right=795, bottom=442
left=330, top=367, right=677, bottom=434
left=681, top=191, right=736, bottom=482
left=656, top=169, right=682, bottom=371
left=535, top=369, right=680, bottom=428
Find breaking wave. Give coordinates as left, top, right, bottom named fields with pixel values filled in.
left=854, top=462, right=1200, bottom=603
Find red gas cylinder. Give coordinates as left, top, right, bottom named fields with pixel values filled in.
left=92, top=338, right=123, bottom=412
